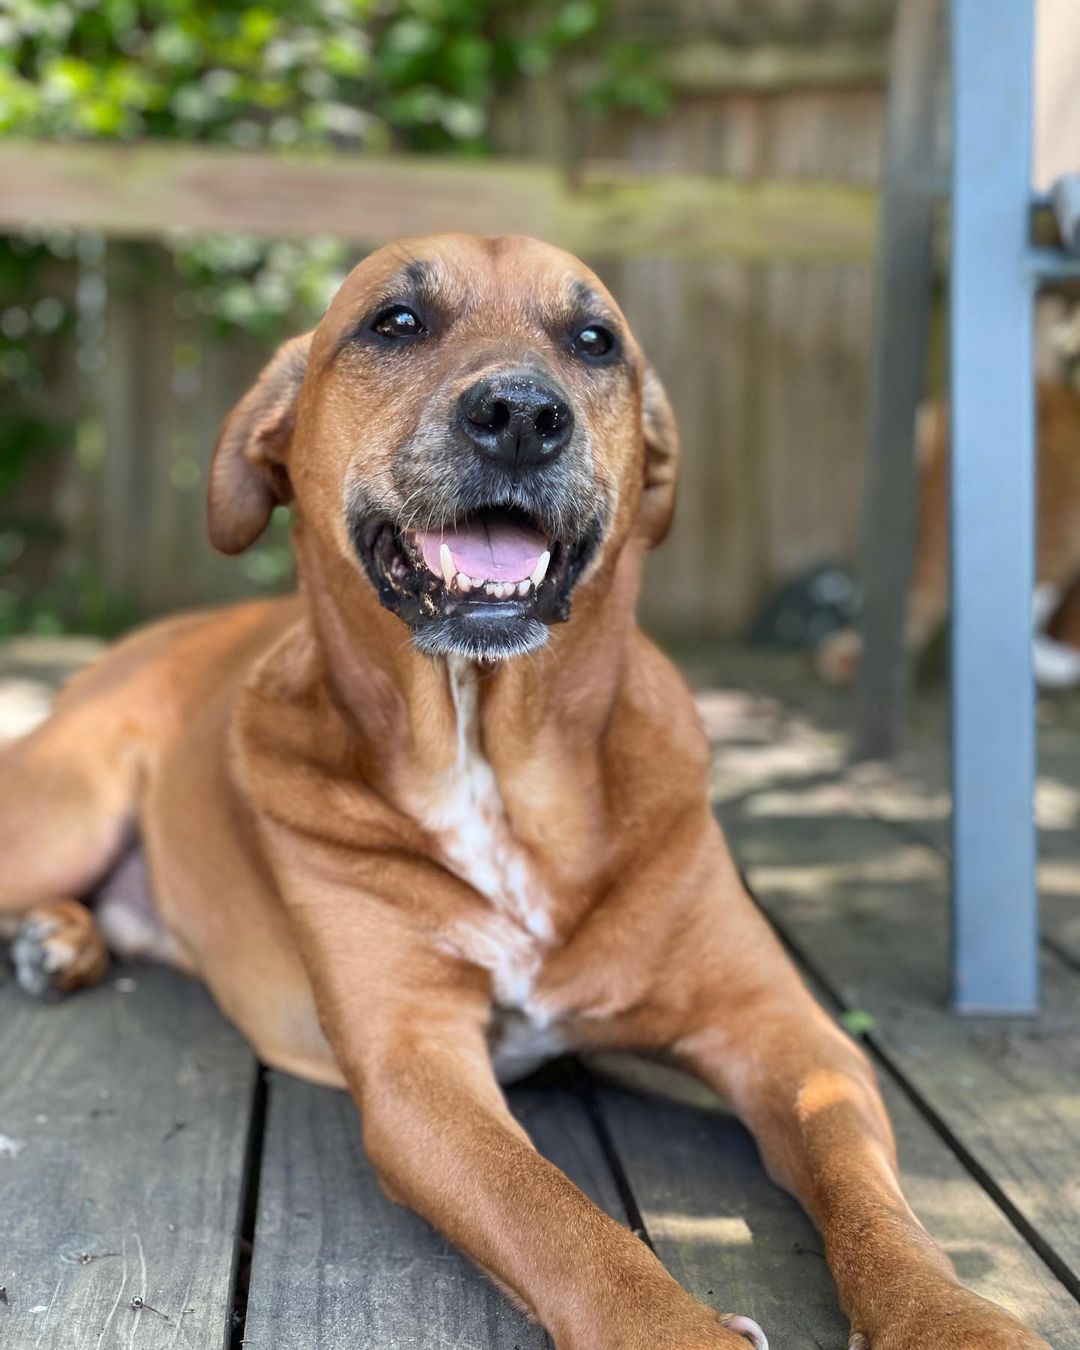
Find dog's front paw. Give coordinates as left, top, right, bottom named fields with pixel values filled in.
left=655, top=1306, right=769, bottom=1350
left=852, top=1280, right=1048, bottom=1350
left=579, top=1300, right=769, bottom=1350
left=11, top=899, right=109, bottom=998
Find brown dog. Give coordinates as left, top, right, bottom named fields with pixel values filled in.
left=818, top=380, right=1080, bottom=686
left=0, top=235, right=1046, bottom=1350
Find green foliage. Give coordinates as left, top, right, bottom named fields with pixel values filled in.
left=172, top=233, right=349, bottom=336
left=0, top=555, right=137, bottom=637
left=0, top=0, right=624, bottom=154
left=838, top=1008, right=877, bottom=1038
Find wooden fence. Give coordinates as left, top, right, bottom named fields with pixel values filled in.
left=0, top=4, right=894, bottom=637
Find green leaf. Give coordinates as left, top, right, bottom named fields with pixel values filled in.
left=839, top=1009, right=878, bottom=1037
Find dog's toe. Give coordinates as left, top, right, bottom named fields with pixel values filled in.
left=11, top=917, right=57, bottom=996
left=719, top=1314, right=769, bottom=1350
left=11, top=900, right=109, bottom=998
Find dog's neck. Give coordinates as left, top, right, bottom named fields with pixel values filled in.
left=292, top=521, right=645, bottom=781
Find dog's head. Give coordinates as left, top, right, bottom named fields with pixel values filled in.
left=209, top=234, right=678, bottom=661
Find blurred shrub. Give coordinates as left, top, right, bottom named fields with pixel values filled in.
left=0, top=0, right=630, bottom=154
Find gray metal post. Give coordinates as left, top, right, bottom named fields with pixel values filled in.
left=949, top=0, right=1038, bottom=1013
left=855, top=0, right=944, bottom=761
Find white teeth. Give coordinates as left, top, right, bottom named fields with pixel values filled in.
left=447, top=573, right=534, bottom=598
left=439, top=543, right=455, bottom=588
left=530, top=551, right=550, bottom=587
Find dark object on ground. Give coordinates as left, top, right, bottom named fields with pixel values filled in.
left=747, top=564, right=861, bottom=649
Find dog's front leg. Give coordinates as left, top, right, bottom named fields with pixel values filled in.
left=355, top=1007, right=759, bottom=1350
left=667, top=863, right=1049, bottom=1350
left=281, top=874, right=761, bottom=1350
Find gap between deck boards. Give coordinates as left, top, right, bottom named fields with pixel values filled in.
left=698, top=658, right=1080, bottom=1335
left=744, top=873, right=1080, bottom=1305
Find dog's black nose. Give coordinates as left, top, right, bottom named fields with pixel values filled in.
left=459, top=374, right=573, bottom=470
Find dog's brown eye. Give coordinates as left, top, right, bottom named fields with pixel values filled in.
left=572, top=324, right=615, bottom=361
left=372, top=306, right=424, bottom=340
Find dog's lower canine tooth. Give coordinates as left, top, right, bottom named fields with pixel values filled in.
left=439, top=544, right=455, bottom=588
left=530, top=551, right=550, bottom=587
left=456, top=573, right=473, bottom=593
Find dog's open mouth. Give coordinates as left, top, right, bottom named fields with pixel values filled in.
left=355, top=505, right=599, bottom=660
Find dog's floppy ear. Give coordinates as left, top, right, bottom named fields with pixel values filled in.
left=638, top=363, right=680, bottom=548
left=207, top=332, right=311, bottom=554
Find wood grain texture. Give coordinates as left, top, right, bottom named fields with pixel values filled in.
left=691, top=646, right=1080, bottom=969
left=0, top=962, right=257, bottom=1349
left=592, top=1064, right=849, bottom=1346
left=242, top=1070, right=627, bottom=1350
left=92, top=241, right=278, bottom=619
left=590, top=1049, right=1079, bottom=1348
left=579, top=69, right=882, bottom=638
left=0, top=141, right=879, bottom=265
left=705, top=697, right=1080, bottom=1297
left=683, top=655, right=1080, bottom=1327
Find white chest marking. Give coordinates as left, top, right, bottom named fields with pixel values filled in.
left=489, top=1008, right=568, bottom=1084
left=420, top=656, right=555, bottom=1014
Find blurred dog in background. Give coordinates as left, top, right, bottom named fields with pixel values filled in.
left=818, top=379, right=1080, bottom=687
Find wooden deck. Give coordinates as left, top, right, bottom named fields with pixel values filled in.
left=2, top=641, right=1078, bottom=1348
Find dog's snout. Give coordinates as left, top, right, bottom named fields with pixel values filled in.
left=459, top=374, right=574, bottom=471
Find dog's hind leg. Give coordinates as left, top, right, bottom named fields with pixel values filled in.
left=0, top=679, right=144, bottom=997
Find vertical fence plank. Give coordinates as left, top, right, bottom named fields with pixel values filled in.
left=0, top=250, right=80, bottom=614
left=855, top=0, right=944, bottom=761
left=100, top=242, right=177, bottom=615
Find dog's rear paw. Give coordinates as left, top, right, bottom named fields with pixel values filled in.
left=11, top=899, right=109, bottom=998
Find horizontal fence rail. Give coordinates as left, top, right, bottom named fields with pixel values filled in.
left=0, top=140, right=880, bottom=264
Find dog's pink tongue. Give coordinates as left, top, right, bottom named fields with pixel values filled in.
left=416, top=521, right=547, bottom=583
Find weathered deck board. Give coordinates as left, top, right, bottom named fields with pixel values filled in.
left=688, top=644, right=1080, bottom=965
left=591, top=1052, right=1079, bottom=1347
left=686, top=657, right=1080, bottom=1331
left=742, top=820, right=1080, bottom=1294
left=596, top=1034, right=1080, bottom=1346
left=592, top=1064, right=848, bottom=1345
left=242, top=1070, right=626, bottom=1350
left=0, top=963, right=256, bottom=1350
left=703, top=682, right=1080, bottom=1302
